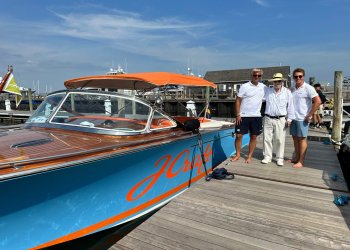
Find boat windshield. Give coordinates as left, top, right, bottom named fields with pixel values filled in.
left=27, top=92, right=177, bottom=133
left=26, top=93, right=65, bottom=123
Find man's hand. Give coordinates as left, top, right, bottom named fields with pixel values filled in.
left=305, top=114, right=312, bottom=123
left=236, top=115, right=242, bottom=125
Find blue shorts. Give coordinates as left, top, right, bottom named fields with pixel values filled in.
left=235, top=117, right=262, bottom=135
left=290, top=120, right=309, bottom=137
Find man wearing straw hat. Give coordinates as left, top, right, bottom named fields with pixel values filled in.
left=261, top=73, right=295, bottom=166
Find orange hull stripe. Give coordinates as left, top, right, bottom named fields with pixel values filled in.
left=32, top=170, right=210, bottom=249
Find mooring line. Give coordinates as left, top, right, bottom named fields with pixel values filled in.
left=233, top=172, right=349, bottom=193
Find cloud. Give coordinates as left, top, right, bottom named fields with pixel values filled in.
left=0, top=5, right=349, bottom=90
left=38, top=11, right=217, bottom=66
left=51, top=11, right=210, bottom=42
left=253, top=0, right=269, bottom=7
left=0, top=9, right=218, bottom=89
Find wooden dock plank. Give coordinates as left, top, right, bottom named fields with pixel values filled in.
left=180, top=182, right=350, bottom=240
left=187, top=181, right=350, bottom=229
left=230, top=129, right=348, bottom=192
left=161, top=198, right=339, bottom=249
left=111, top=128, right=350, bottom=250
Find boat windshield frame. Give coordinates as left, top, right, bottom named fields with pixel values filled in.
left=24, top=90, right=177, bottom=136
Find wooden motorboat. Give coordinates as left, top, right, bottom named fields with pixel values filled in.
left=0, top=72, right=248, bottom=249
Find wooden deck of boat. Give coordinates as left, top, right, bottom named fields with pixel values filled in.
left=110, top=128, right=350, bottom=250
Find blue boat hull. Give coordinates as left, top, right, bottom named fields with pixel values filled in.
left=0, top=128, right=249, bottom=249
left=44, top=204, right=164, bottom=250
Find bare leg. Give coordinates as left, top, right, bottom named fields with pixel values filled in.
left=312, top=114, right=317, bottom=126
left=231, top=134, right=243, bottom=161
left=293, top=137, right=307, bottom=168
left=317, top=114, right=322, bottom=125
left=245, top=134, right=257, bottom=163
left=287, top=135, right=299, bottom=163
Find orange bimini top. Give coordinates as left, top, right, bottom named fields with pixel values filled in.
left=64, top=72, right=217, bottom=90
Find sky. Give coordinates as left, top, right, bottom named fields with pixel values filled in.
left=0, top=0, right=349, bottom=93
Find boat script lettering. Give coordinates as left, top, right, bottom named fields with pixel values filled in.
left=126, top=145, right=212, bottom=201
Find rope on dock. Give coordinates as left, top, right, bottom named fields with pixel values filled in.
left=232, top=172, right=350, bottom=194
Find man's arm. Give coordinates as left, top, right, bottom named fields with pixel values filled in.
left=235, top=96, right=242, bottom=125
left=305, top=96, right=321, bottom=122
left=286, top=90, right=295, bottom=123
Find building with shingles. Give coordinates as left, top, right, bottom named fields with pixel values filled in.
left=204, top=66, right=291, bottom=97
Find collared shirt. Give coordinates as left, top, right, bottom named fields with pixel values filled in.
left=264, top=86, right=295, bottom=122
left=237, top=81, right=266, bottom=117
left=291, top=82, right=318, bottom=121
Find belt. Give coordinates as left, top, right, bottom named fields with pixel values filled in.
left=265, top=114, right=286, bottom=119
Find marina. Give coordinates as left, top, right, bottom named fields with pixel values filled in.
left=0, top=67, right=349, bottom=249
left=1, top=1, right=350, bottom=249
left=111, top=128, right=350, bottom=250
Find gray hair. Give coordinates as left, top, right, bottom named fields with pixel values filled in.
left=251, top=68, right=263, bottom=75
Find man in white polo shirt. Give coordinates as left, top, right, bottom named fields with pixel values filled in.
left=262, top=73, right=295, bottom=166
left=290, top=68, right=321, bottom=168
left=231, top=68, right=267, bottom=163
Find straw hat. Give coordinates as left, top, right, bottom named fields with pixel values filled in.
left=268, top=73, right=285, bottom=82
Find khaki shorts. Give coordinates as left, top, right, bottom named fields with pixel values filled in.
left=313, top=104, right=324, bottom=115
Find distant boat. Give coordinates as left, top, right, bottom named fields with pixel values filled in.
left=143, top=84, right=185, bottom=96
left=0, top=72, right=248, bottom=249
left=106, top=65, right=126, bottom=75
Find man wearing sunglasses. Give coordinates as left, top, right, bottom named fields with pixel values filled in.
left=231, top=68, right=267, bottom=163
left=262, top=73, right=295, bottom=166
left=290, top=68, right=321, bottom=168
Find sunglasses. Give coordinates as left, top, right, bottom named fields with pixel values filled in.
left=293, top=75, right=303, bottom=79
left=274, top=80, right=282, bottom=83
left=253, top=74, right=262, bottom=77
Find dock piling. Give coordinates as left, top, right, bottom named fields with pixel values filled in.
left=28, top=88, right=33, bottom=112
left=332, top=71, right=343, bottom=146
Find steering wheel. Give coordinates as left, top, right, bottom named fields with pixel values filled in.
left=103, top=119, right=116, bottom=127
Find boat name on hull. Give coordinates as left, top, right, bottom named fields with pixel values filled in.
left=126, top=144, right=212, bottom=201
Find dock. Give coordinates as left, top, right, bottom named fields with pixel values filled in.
left=110, top=128, right=350, bottom=249
left=0, top=110, right=32, bottom=124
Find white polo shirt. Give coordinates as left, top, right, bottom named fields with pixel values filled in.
left=237, top=81, right=266, bottom=117
left=291, top=82, right=318, bottom=121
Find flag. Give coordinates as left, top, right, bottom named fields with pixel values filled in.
left=1, top=72, right=22, bottom=107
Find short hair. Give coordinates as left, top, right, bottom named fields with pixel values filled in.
left=293, top=68, right=305, bottom=76
left=251, top=68, right=263, bottom=75
left=313, top=83, right=321, bottom=88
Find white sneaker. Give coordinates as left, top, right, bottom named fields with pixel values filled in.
left=261, top=158, right=271, bottom=164
left=277, top=159, right=284, bottom=166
